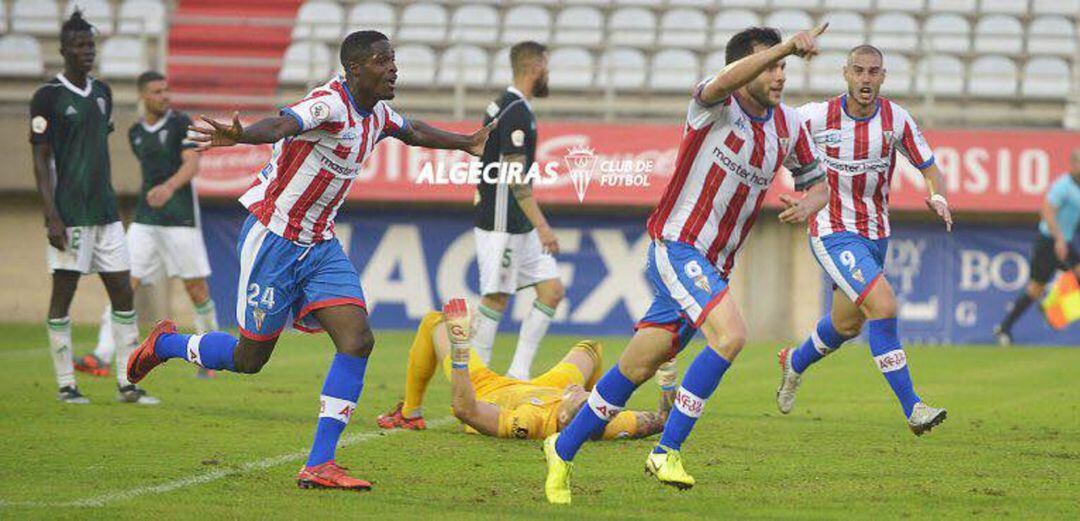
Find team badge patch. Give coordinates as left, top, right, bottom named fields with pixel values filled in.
left=852, top=268, right=865, bottom=284
left=159, top=129, right=169, bottom=145
left=96, top=97, right=107, bottom=115
left=510, top=129, right=525, bottom=147
left=252, top=307, right=266, bottom=331
left=310, top=101, right=330, bottom=122
left=31, top=116, right=47, bottom=134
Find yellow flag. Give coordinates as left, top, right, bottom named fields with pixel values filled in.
left=1042, top=271, right=1080, bottom=330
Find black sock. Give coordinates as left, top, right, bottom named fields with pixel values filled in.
left=1000, top=294, right=1034, bottom=332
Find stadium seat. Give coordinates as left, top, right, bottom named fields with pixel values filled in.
left=649, top=49, right=699, bottom=93
left=704, top=50, right=724, bottom=77
left=609, top=8, right=656, bottom=47
left=771, top=0, right=823, bottom=8
left=712, top=10, right=760, bottom=47
left=808, top=52, right=847, bottom=94
left=822, top=0, right=878, bottom=12
left=347, top=2, right=396, bottom=39
left=819, top=11, right=865, bottom=51
left=784, top=53, right=808, bottom=92
left=1021, top=57, right=1071, bottom=99
left=0, top=34, right=44, bottom=77
left=880, top=0, right=924, bottom=12
left=278, top=41, right=332, bottom=84
left=65, top=0, right=113, bottom=36
left=398, top=3, right=447, bottom=43
left=968, top=55, right=1018, bottom=98
left=922, top=14, right=970, bottom=53
left=716, top=0, right=761, bottom=7
left=490, top=46, right=511, bottom=87
left=870, top=12, right=919, bottom=53
left=100, top=37, right=144, bottom=79
left=1027, top=17, right=1078, bottom=57
left=915, top=54, right=965, bottom=96
left=437, top=44, right=488, bottom=88
left=659, top=9, right=708, bottom=49
left=882, top=54, right=912, bottom=95
left=1032, top=0, right=1080, bottom=15
left=395, top=44, right=437, bottom=87
left=979, top=0, right=1029, bottom=15
left=118, top=0, right=165, bottom=35
left=449, top=4, right=497, bottom=45
left=293, top=1, right=344, bottom=42
left=598, top=47, right=646, bottom=91
left=668, top=0, right=714, bottom=7
left=12, top=0, right=59, bottom=36
left=764, top=10, right=815, bottom=39
left=554, top=7, right=603, bottom=46
left=973, top=15, right=1023, bottom=55
left=927, top=0, right=976, bottom=13
left=548, top=46, right=594, bottom=90
left=501, top=6, right=550, bottom=45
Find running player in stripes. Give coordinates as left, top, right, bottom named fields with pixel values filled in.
left=125, top=31, right=493, bottom=491
left=543, top=25, right=830, bottom=504
left=776, top=45, right=952, bottom=435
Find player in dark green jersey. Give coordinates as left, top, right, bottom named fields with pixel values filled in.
left=80, top=71, right=216, bottom=381
left=30, top=10, right=153, bottom=404
left=472, top=42, right=565, bottom=381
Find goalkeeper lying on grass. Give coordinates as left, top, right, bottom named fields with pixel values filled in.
left=378, top=298, right=674, bottom=440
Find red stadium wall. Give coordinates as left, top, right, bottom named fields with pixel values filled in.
left=193, top=123, right=1079, bottom=212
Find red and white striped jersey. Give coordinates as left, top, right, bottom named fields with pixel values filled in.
left=798, top=95, right=934, bottom=240
left=646, top=87, right=823, bottom=278
left=240, top=75, right=408, bottom=244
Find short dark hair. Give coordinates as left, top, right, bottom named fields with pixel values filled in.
left=137, top=71, right=166, bottom=90
left=340, top=30, right=389, bottom=67
left=725, top=27, right=782, bottom=65
left=60, top=9, right=95, bottom=43
left=510, top=41, right=547, bottom=76
left=848, top=44, right=884, bottom=64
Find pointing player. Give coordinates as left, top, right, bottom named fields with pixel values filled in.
left=473, top=41, right=564, bottom=380
left=30, top=10, right=148, bottom=404
left=79, top=71, right=218, bottom=381
left=543, top=25, right=830, bottom=504
left=377, top=299, right=673, bottom=441
left=776, top=45, right=952, bottom=435
left=125, top=31, right=493, bottom=490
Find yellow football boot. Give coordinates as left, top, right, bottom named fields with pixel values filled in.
left=645, top=446, right=695, bottom=490
left=543, top=433, right=573, bottom=505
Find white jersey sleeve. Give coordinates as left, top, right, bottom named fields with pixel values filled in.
left=784, top=107, right=825, bottom=191
left=376, top=101, right=410, bottom=141
left=685, top=80, right=733, bottom=130
left=281, top=90, right=347, bottom=134
left=894, top=106, right=935, bottom=169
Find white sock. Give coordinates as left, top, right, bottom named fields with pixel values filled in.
left=193, top=299, right=218, bottom=334
left=472, top=304, right=502, bottom=364
left=507, top=301, right=556, bottom=380
left=93, top=305, right=115, bottom=361
left=111, top=309, right=139, bottom=387
left=47, top=317, right=76, bottom=388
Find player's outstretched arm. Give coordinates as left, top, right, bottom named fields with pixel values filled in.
left=396, top=119, right=495, bottom=157
left=445, top=299, right=501, bottom=436
left=698, top=23, right=828, bottom=105
left=188, top=112, right=301, bottom=151
left=31, top=143, right=65, bottom=251
left=920, top=163, right=953, bottom=232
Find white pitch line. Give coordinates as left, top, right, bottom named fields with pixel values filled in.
left=0, top=416, right=456, bottom=509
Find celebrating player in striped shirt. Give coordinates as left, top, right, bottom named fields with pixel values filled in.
left=542, top=25, right=830, bottom=504
left=776, top=45, right=953, bottom=435
left=125, top=31, right=493, bottom=490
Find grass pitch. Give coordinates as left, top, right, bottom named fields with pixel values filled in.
left=0, top=322, right=1077, bottom=520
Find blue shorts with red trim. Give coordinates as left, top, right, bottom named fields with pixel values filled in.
left=234, top=214, right=366, bottom=340
left=809, top=231, right=888, bottom=306
left=636, top=240, right=729, bottom=356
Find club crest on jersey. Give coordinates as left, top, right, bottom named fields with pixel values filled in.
left=851, top=268, right=865, bottom=284
left=159, top=129, right=169, bottom=145
left=309, top=101, right=330, bottom=122
left=882, top=130, right=895, bottom=148
left=31, top=115, right=47, bottom=134
left=779, top=137, right=791, bottom=152
left=96, top=97, right=106, bottom=115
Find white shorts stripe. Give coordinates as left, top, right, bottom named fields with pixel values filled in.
left=653, top=242, right=704, bottom=322
left=873, top=349, right=908, bottom=373
left=587, top=388, right=623, bottom=421
left=810, top=236, right=858, bottom=301
left=673, top=386, right=706, bottom=418
left=235, top=220, right=270, bottom=330
left=319, top=395, right=357, bottom=423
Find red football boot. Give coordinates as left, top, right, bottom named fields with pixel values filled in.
left=74, top=354, right=111, bottom=377
left=126, top=320, right=177, bottom=384
left=297, top=461, right=372, bottom=491
left=376, top=402, right=426, bottom=430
